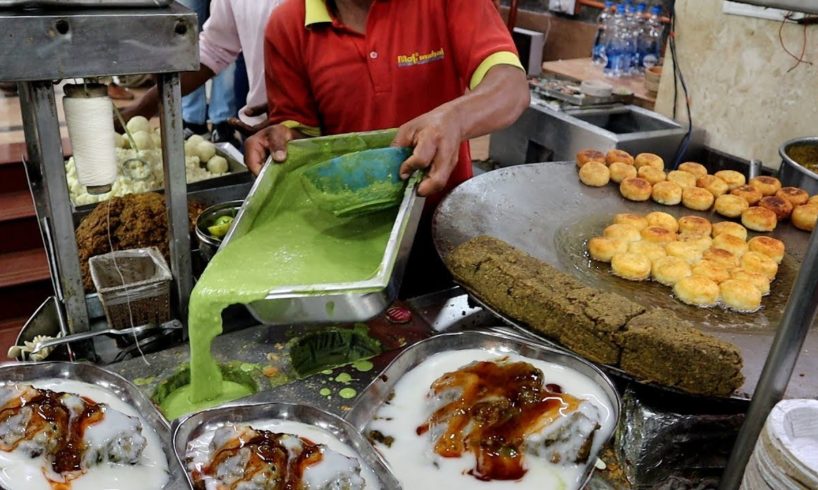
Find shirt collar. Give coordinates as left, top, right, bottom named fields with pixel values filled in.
left=305, top=0, right=332, bottom=27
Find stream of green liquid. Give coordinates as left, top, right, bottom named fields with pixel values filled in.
left=170, top=162, right=398, bottom=416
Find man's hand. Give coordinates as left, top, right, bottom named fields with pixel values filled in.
left=228, top=104, right=272, bottom=137
left=115, top=88, right=159, bottom=132
left=244, top=124, right=305, bottom=175
left=393, top=105, right=464, bottom=197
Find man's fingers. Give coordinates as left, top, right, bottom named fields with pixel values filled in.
left=244, top=130, right=273, bottom=175
left=269, top=126, right=293, bottom=162
left=399, top=132, right=437, bottom=179
left=391, top=124, right=416, bottom=149
left=417, top=148, right=457, bottom=196
left=244, top=103, right=268, bottom=117
left=227, top=117, right=254, bottom=136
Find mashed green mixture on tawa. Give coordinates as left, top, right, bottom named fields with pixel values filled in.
left=173, top=161, right=399, bottom=417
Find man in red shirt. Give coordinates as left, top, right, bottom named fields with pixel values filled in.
left=246, top=0, right=529, bottom=201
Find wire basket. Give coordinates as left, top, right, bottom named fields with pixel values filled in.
left=89, top=247, right=172, bottom=330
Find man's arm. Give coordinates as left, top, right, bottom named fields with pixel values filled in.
left=117, top=67, right=214, bottom=127
left=393, top=64, right=528, bottom=196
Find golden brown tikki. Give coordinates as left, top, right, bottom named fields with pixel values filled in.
left=667, top=170, right=697, bottom=188
left=792, top=204, right=818, bottom=232
left=588, top=237, right=629, bottom=262
left=641, top=225, right=675, bottom=244
left=692, top=260, right=731, bottom=284
left=730, top=269, right=771, bottom=296
left=759, top=196, right=793, bottom=221
left=703, top=247, right=740, bottom=269
left=673, top=275, right=720, bottom=306
left=620, top=177, right=653, bottom=201
left=714, top=170, right=746, bottom=191
left=682, top=187, right=715, bottom=211
left=607, top=149, right=635, bottom=166
left=629, top=240, right=667, bottom=263
left=665, top=241, right=704, bottom=265
left=720, top=279, right=762, bottom=312
left=712, top=221, right=748, bottom=241
left=747, top=236, right=785, bottom=264
left=579, top=161, right=611, bottom=187
left=809, top=195, right=818, bottom=206
left=576, top=149, right=607, bottom=168
left=714, top=194, right=750, bottom=218
left=604, top=223, right=642, bottom=243
left=634, top=153, right=664, bottom=170
left=741, top=251, right=778, bottom=280
left=651, top=181, right=682, bottom=205
left=646, top=211, right=679, bottom=232
left=611, top=252, right=652, bottom=281
left=749, top=176, right=782, bottom=196
left=638, top=166, right=667, bottom=185
left=712, top=233, right=748, bottom=258
left=776, top=187, right=809, bottom=207
left=678, top=215, right=713, bottom=236
left=678, top=233, right=713, bottom=251
left=678, top=162, right=708, bottom=178
left=614, top=213, right=649, bottom=230
left=652, top=256, right=692, bottom=286
left=731, top=185, right=763, bottom=206
left=741, top=206, right=778, bottom=232
left=609, top=161, right=638, bottom=183
left=697, top=175, right=729, bottom=197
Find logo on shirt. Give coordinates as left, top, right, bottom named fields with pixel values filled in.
left=397, top=48, right=445, bottom=67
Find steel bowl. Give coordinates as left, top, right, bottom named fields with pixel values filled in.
left=778, top=136, right=818, bottom=195
left=194, top=200, right=243, bottom=262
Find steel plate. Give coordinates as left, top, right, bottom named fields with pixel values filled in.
left=346, top=330, right=620, bottom=490
left=432, top=162, right=818, bottom=399
left=172, top=402, right=401, bottom=489
left=0, top=361, right=185, bottom=489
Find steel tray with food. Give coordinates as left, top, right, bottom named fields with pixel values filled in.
left=220, top=130, right=424, bottom=324
left=0, top=361, right=185, bottom=489
left=172, top=402, right=402, bottom=489
left=346, top=330, right=621, bottom=490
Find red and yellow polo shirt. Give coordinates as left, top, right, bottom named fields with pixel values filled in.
left=264, top=0, right=524, bottom=200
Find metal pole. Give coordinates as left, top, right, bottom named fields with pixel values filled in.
left=157, top=73, right=193, bottom=329
left=719, top=227, right=818, bottom=489
left=18, top=81, right=90, bottom=334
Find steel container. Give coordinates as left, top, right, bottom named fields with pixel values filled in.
left=778, top=136, right=818, bottom=196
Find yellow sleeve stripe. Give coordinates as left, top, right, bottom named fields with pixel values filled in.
left=469, top=51, right=525, bottom=90
left=281, top=120, right=322, bottom=137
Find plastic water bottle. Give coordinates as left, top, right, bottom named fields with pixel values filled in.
left=604, top=4, right=628, bottom=78
left=632, top=2, right=647, bottom=73
left=623, top=2, right=639, bottom=75
left=592, top=1, right=614, bottom=65
left=639, top=5, right=665, bottom=70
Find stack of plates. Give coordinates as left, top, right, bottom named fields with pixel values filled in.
left=742, top=399, right=818, bottom=489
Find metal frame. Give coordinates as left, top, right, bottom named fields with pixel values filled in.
left=1, top=4, right=198, bottom=335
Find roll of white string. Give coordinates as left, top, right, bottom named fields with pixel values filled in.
left=63, top=93, right=118, bottom=190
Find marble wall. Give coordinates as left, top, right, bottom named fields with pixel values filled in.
left=655, top=0, right=818, bottom=169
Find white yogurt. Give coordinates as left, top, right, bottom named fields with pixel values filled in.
left=186, top=419, right=381, bottom=489
left=0, top=378, right=169, bottom=490
left=367, top=349, right=616, bottom=490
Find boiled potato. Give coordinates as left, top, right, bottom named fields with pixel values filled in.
left=131, top=131, right=154, bottom=151
left=186, top=134, right=205, bottom=146
left=113, top=132, right=127, bottom=148
left=196, top=140, right=217, bottom=163
left=151, top=131, right=162, bottom=149
left=125, top=115, right=151, bottom=135
left=206, top=155, right=228, bottom=174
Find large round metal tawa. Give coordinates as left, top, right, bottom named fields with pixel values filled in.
left=433, top=162, right=818, bottom=399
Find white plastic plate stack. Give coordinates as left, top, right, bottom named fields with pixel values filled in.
left=741, top=399, right=818, bottom=489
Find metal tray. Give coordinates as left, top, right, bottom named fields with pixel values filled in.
left=70, top=142, right=249, bottom=211
left=221, top=130, right=424, bottom=324
left=345, top=330, right=621, bottom=490
left=172, top=402, right=402, bottom=489
left=432, top=161, right=818, bottom=400
left=0, top=361, right=185, bottom=489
